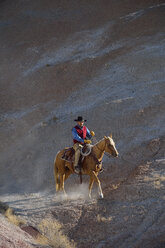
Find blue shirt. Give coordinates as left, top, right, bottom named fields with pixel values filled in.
left=72, top=125, right=92, bottom=143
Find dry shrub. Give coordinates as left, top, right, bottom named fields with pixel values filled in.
left=38, top=218, right=75, bottom=248
left=0, top=201, right=25, bottom=226
left=97, top=214, right=113, bottom=223
left=35, top=233, right=50, bottom=246
left=5, top=208, right=25, bottom=226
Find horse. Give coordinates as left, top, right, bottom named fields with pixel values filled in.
left=54, top=134, right=119, bottom=199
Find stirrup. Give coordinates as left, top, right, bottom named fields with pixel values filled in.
left=74, top=165, right=80, bottom=174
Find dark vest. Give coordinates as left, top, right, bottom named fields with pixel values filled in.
left=73, top=125, right=87, bottom=144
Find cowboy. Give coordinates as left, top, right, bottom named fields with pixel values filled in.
left=72, top=116, right=95, bottom=173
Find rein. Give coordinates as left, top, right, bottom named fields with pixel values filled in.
left=91, top=148, right=102, bottom=165
left=93, top=137, right=112, bottom=159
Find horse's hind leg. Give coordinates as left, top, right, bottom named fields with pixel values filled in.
left=60, top=170, right=72, bottom=193
left=59, top=174, right=66, bottom=195
left=54, top=159, right=60, bottom=192
left=64, top=169, right=72, bottom=182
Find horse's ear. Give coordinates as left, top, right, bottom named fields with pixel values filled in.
left=109, top=133, right=112, bottom=138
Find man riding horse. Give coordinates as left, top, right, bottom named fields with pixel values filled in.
left=54, top=119, right=118, bottom=197
left=72, top=116, right=95, bottom=173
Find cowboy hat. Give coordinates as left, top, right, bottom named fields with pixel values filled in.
left=74, top=116, right=87, bottom=122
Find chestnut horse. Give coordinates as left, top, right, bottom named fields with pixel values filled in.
left=54, top=135, right=119, bottom=198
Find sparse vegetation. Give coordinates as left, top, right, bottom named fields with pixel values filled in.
left=38, top=218, right=75, bottom=248
left=52, top=115, right=58, bottom=122
left=97, top=214, right=113, bottom=223
left=0, top=201, right=25, bottom=226
left=1, top=201, right=75, bottom=247
left=36, top=233, right=50, bottom=246
left=41, top=121, right=48, bottom=127
left=5, top=208, right=25, bottom=226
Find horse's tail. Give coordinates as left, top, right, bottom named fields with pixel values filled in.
left=54, top=153, right=60, bottom=192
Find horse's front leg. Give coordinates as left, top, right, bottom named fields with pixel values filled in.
left=91, top=171, right=104, bottom=199
left=89, top=176, right=94, bottom=199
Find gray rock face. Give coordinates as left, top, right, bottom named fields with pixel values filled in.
left=0, top=1, right=165, bottom=247
left=1, top=0, right=165, bottom=193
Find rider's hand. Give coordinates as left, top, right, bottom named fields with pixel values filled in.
left=90, top=131, right=95, bottom=136
left=84, top=139, right=92, bottom=144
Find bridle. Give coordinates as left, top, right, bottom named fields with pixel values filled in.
left=96, top=142, right=105, bottom=153
left=94, top=137, right=113, bottom=159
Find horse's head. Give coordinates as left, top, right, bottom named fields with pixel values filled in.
left=104, top=134, right=119, bottom=157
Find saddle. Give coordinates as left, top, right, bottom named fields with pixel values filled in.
left=61, top=145, right=103, bottom=176
left=61, top=144, right=92, bottom=164
left=61, top=144, right=101, bottom=167
left=61, top=147, right=75, bottom=163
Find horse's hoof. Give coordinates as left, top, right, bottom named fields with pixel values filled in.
left=63, top=193, right=68, bottom=199
left=99, top=193, right=104, bottom=199
left=59, top=194, right=68, bottom=201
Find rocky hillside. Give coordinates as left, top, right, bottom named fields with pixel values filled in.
left=0, top=212, right=48, bottom=248
left=0, top=0, right=165, bottom=247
